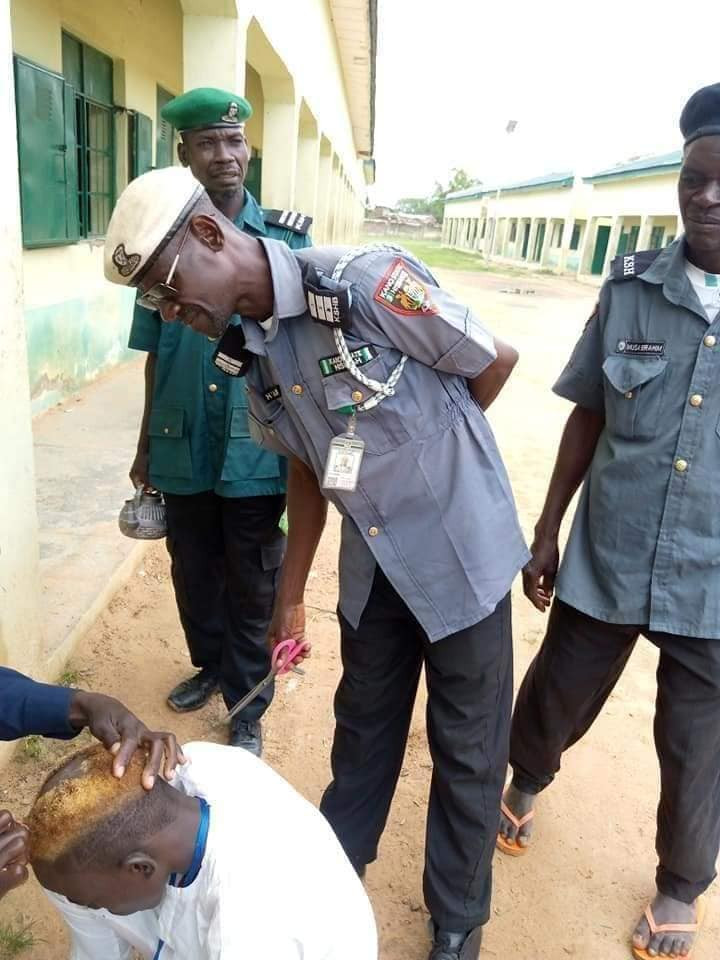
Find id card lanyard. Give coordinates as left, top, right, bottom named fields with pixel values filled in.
left=320, top=244, right=412, bottom=493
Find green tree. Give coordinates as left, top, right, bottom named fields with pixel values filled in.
left=396, top=197, right=434, bottom=215
left=427, top=168, right=481, bottom=221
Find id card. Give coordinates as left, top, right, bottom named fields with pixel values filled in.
left=322, top=435, right=365, bottom=491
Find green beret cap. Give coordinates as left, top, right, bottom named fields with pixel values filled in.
left=161, top=87, right=252, bottom=132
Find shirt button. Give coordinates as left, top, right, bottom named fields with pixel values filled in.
left=674, top=458, right=688, bottom=473
left=163, top=427, right=169, bottom=434
left=624, top=391, right=633, bottom=399
left=291, top=384, right=303, bottom=395
left=368, top=526, right=379, bottom=537
left=704, top=334, right=716, bottom=347
left=690, top=394, right=703, bottom=407
left=208, top=383, right=218, bottom=393
left=351, top=390, right=364, bottom=403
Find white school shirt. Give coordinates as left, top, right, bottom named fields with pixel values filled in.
left=44, top=742, right=377, bottom=960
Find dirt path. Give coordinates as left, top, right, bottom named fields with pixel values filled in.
left=1, top=267, right=717, bottom=959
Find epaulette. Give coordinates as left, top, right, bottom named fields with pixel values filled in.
left=264, top=209, right=313, bottom=235
left=610, top=248, right=663, bottom=282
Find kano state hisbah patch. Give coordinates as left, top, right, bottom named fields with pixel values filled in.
left=374, top=258, right=438, bottom=317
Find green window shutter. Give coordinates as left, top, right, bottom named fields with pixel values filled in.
left=156, top=86, right=175, bottom=168
left=14, top=57, right=79, bottom=248
left=130, top=112, right=153, bottom=178
left=82, top=45, right=113, bottom=105
left=246, top=149, right=262, bottom=202
left=63, top=81, right=79, bottom=239
left=62, top=32, right=82, bottom=89
left=649, top=226, right=665, bottom=249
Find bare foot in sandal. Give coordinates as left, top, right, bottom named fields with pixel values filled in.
left=497, top=783, right=535, bottom=853
left=632, top=891, right=706, bottom=958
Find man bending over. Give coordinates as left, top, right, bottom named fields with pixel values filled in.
left=28, top=741, right=376, bottom=960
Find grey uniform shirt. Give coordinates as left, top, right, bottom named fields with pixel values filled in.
left=555, top=237, right=720, bottom=639
left=240, top=239, right=529, bottom=642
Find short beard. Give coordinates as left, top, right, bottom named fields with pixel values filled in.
left=207, top=186, right=243, bottom=204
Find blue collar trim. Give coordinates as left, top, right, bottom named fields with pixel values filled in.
left=168, top=797, right=210, bottom=889
left=152, top=939, right=165, bottom=960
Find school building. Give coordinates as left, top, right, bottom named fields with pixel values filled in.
left=1, top=0, right=376, bottom=702
left=442, top=151, right=682, bottom=280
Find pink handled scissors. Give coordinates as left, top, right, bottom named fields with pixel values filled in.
left=223, top=638, right=309, bottom=724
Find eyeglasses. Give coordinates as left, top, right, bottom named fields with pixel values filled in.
left=136, top=220, right=193, bottom=311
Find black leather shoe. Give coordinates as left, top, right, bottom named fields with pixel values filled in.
left=230, top=719, right=263, bottom=756
left=428, top=925, right=483, bottom=960
left=167, top=668, right=219, bottom=712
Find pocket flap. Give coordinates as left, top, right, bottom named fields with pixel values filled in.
left=321, top=368, right=381, bottom=411
left=602, top=356, right=667, bottom=394
left=229, top=405, right=250, bottom=438
left=148, top=407, right=185, bottom=438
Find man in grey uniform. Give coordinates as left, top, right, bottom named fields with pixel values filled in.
left=102, top=165, right=528, bottom=960
left=498, top=83, right=720, bottom=959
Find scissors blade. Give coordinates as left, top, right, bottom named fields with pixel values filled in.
left=224, top=671, right=275, bottom=724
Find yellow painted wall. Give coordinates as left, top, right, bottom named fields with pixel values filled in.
left=241, top=0, right=365, bottom=195
left=10, top=0, right=184, bottom=411
left=244, top=63, right=264, bottom=153
left=587, top=172, right=680, bottom=218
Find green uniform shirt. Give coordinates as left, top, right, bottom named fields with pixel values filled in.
left=128, top=189, right=312, bottom=497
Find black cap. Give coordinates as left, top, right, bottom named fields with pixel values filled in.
left=680, top=83, right=720, bottom=146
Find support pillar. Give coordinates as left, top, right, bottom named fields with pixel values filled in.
left=602, top=216, right=623, bottom=276
left=294, top=126, right=321, bottom=221
left=637, top=215, right=653, bottom=251
left=0, top=0, right=43, bottom=691
left=183, top=14, right=246, bottom=91
left=261, top=79, right=299, bottom=210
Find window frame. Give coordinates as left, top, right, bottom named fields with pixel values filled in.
left=62, top=32, right=115, bottom=240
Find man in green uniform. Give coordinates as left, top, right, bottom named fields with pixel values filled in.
left=128, top=88, right=311, bottom=755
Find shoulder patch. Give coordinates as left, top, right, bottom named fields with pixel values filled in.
left=305, top=273, right=352, bottom=332
left=610, top=248, right=663, bottom=282
left=263, top=209, right=313, bottom=235
left=374, top=258, right=438, bottom=317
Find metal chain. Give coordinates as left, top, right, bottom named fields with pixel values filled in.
left=330, top=244, right=412, bottom=412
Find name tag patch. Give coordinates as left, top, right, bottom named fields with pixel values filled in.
left=319, top=345, right=377, bottom=377
left=374, top=258, right=438, bottom=317
left=263, top=385, right=281, bottom=403
left=616, top=339, right=665, bottom=356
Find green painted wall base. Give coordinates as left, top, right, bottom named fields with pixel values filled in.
left=26, top=286, right=136, bottom=415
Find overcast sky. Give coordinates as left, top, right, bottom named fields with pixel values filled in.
left=371, top=0, right=718, bottom=205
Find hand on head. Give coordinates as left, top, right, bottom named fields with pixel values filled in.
left=68, top=691, right=185, bottom=789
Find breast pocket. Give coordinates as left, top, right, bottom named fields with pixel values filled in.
left=320, top=341, right=412, bottom=455
left=602, top=356, right=668, bottom=441
left=148, top=406, right=193, bottom=478
left=221, top=404, right=281, bottom=481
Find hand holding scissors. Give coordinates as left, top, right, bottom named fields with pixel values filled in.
left=223, top=638, right=310, bottom=725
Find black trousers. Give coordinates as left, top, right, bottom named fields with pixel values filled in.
left=320, top=568, right=513, bottom=931
left=163, top=491, right=286, bottom=719
left=510, top=599, right=720, bottom=904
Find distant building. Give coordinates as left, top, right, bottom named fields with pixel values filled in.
left=441, top=151, right=682, bottom=280
left=364, top=205, right=440, bottom=238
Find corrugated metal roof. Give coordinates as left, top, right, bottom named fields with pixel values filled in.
left=445, top=171, right=574, bottom=202
left=584, top=150, right=682, bottom=182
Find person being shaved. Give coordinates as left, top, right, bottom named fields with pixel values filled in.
left=28, top=741, right=376, bottom=960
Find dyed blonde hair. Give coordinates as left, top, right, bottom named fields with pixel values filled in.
left=28, top=745, right=152, bottom=866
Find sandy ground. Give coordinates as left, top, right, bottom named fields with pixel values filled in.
left=1, top=267, right=717, bottom=960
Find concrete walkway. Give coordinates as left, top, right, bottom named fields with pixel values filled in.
left=33, top=358, right=149, bottom=674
